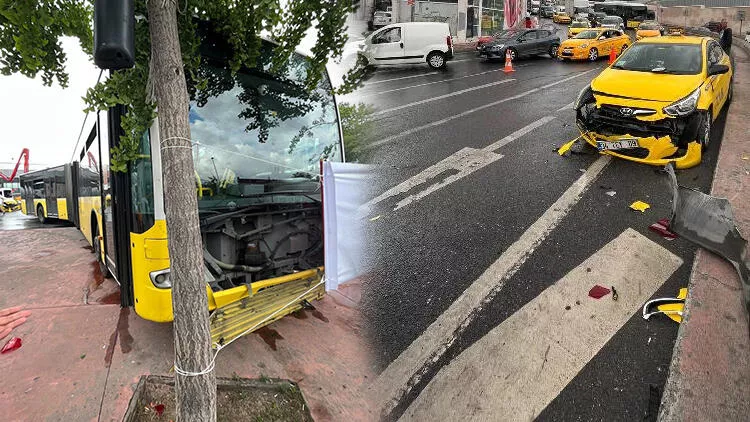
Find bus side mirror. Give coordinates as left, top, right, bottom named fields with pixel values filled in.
left=94, top=0, right=135, bottom=70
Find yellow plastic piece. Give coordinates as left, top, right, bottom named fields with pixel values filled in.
left=558, top=138, right=578, bottom=156
left=630, top=201, right=651, bottom=212
left=657, top=288, right=688, bottom=323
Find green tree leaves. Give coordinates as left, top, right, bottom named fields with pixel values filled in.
left=0, top=0, right=93, bottom=87
left=1, top=0, right=368, bottom=171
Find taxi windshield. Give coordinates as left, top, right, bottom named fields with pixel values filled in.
left=574, top=30, right=600, bottom=39
left=612, top=43, right=703, bottom=75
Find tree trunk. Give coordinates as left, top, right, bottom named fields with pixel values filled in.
left=147, top=1, right=217, bottom=421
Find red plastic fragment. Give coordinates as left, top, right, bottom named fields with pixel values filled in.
left=649, top=218, right=678, bottom=240
left=152, top=403, right=165, bottom=416
left=1, top=337, right=22, bottom=354
left=588, top=285, right=611, bottom=299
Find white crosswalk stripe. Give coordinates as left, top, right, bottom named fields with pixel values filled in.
left=401, top=228, right=683, bottom=421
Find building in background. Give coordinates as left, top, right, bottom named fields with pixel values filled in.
left=357, top=0, right=533, bottom=42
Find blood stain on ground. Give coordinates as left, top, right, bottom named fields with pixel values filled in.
left=256, top=327, right=284, bottom=351
left=96, top=290, right=121, bottom=305
left=311, top=310, right=329, bottom=323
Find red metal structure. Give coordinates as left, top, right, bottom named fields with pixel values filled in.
left=0, top=149, right=30, bottom=182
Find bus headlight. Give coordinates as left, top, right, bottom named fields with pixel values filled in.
left=149, top=269, right=171, bottom=289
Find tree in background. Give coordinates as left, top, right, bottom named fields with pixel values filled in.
left=0, top=1, right=364, bottom=420
left=339, top=102, right=375, bottom=162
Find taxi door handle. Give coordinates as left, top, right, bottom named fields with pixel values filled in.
left=400, top=42, right=404, bottom=48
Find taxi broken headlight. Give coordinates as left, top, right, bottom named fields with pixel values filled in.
left=575, top=84, right=593, bottom=110
left=664, top=87, right=701, bottom=117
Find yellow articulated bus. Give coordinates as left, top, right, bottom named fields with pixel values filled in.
left=21, top=26, right=344, bottom=346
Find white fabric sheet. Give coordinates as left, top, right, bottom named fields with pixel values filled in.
left=322, top=161, right=370, bottom=291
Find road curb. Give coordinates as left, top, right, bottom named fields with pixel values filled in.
left=658, top=46, right=750, bottom=421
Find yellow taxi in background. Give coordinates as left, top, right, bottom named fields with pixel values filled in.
left=568, top=20, right=592, bottom=38
left=553, top=12, right=572, bottom=24
left=558, top=28, right=630, bottom=61
left=636, top=21, right=664, bottom=40
left=575, top=35, right=733, bottom=169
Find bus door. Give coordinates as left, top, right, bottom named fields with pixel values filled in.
left=97, top=111, right=118, bottom=278
left=44, top=175, right=58, bottom=216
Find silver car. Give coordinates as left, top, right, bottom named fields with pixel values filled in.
left=600, top=16, right=624, bottom=31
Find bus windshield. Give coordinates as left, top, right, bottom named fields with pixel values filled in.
left=188, top=42, right=342, bottom=208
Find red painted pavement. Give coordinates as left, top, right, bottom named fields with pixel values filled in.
left=0, top=218, right=377, bottom=421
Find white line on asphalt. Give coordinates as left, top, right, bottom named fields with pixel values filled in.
left=372, top=79, right=515, bottom=117
left=359, top=69, right=510, bottom=96
left=557, top=101, right=575, bottom=112
left=363, top=116, right=557, bottom=211
left=364, top=72, right=440, bottom=85
left=363, top=68, right=598, bottom=150
left=400, top=228, right=683, bottom=421
left=484, top=115, right=557, bottom=151
left=369, top=155, right=612, bottom=416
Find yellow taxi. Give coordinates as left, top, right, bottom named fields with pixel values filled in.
left=575, top=35, right=733, bottom=169
left=553, top=12, right=572, bottom=24
left=636, top=21, right=664, bottom=40
left=568, top=20, right=592, bottom=38
left=558, top=28, right=630, bottom=61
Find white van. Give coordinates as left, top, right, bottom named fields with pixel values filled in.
left=360, top=22, right=454, bottom=69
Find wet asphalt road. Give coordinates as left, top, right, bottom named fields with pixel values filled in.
left=0, top=210, right=72, bottom=230
left=351, top=32, right=728, bottom=420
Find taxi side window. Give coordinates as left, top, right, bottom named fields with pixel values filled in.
left=708, top=43, right=724, bottom=64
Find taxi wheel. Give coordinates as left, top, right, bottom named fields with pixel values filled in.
left=549, top=44, right=560, bottom=58
left=698, top=111, right=711, bottom=151
left=588, top=48, right=599, bottom=61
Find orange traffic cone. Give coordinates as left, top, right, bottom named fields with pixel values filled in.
left=503, top=50, right=515, bottom=73
left=608, top=48, right=617, bottom=65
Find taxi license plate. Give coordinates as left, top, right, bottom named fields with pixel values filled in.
left=597, top=139, right=639, bottom=151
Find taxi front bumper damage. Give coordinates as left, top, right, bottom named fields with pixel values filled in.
left=576, top=98, right=704, bottom=169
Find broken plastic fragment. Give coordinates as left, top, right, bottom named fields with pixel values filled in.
left=558, top=138, right=578, bottom=156
left=642, top=288, right=687, bottom=323
left=665, top=164, right=750, bottom=321
left=606, top=191, right=616, bottom=197
left=649, top=218, right=678, bottom=240
left=369, top=215, right=382, bottom=222
left=588, top=285, right=611, bottom=299
left=149, top=402, right=165, bottom=416
left=630, top=201, right=651, bottom=212
left=1, top=337, right=22, bottom=354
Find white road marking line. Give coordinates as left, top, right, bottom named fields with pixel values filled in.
left=364, top=116, right=557, bottom=212
left=372, top=79, right=515, bottom=117
left=363, top=68, right=597, bottom=150
left=370, top=155, right=612, bottom=416
left=557, top=101, right=576, bottom=111
left=484, top=115, right=557, bottom=151
left=359, top=69, right=509, bottom=97
left=364, top=72, right=440, bottom=85
left=401, top=228, right=683, bottom=421
left=391, top=148, right=504, bottom=212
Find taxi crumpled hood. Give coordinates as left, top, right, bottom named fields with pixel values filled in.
left=591, top=68, right=704, bottom=103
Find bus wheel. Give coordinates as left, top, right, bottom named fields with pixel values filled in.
left=36, top=205, right=46, bottom=224
left=92, top=225, right=112, bottom=278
